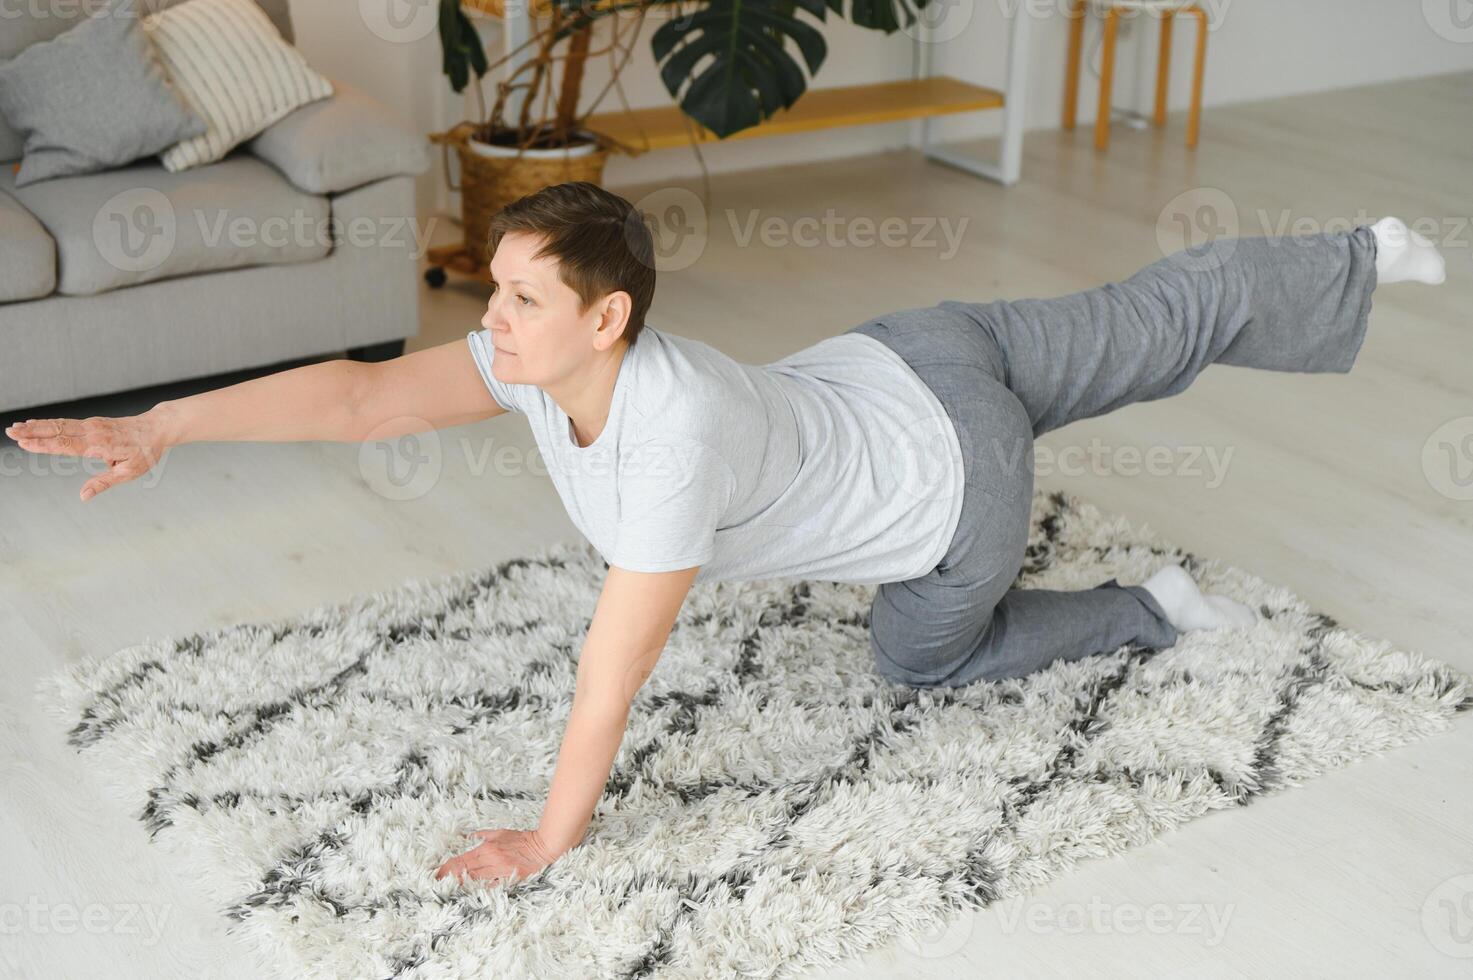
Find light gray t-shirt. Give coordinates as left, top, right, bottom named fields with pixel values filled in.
left=466, top=325, right=965, bottom=586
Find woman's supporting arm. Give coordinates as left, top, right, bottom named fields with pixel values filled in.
left=434, top=563, right=701, bottom=883
left=538, top=565, right=702, bottom=853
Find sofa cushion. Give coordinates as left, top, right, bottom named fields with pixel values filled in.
left=145, top=0, right=333, bottom=173
left=247, top=81, right=430, bottom=195
left=0, top=190, right=56, bottom=302
left=0, top=0, right=206, bottom=187
left=1, top=152, right=330, bottom=296
left=0, top=0, right=294, bottom=163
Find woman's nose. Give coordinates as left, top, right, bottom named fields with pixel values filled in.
left=481, top=301, right=501, bottom=330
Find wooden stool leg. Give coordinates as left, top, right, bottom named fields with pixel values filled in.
left=1187, top=6, right=1208, bottom=148
left=1154, top=10, right=1175, bottom=127
left=1095, top=8, right=1120, bottom=151
left=1063, top=0, right=1086, bottom=130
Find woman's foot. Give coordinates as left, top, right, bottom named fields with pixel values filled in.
left=1141, top=563, right=1258, bottom=632
left=1370, top=216, right=1446, bottom=285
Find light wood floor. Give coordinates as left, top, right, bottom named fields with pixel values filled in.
left=3, top=70, right=1470, bottom=979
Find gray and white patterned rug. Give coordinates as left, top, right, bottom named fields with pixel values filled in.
left=37, top=489, right=1472, bottom=979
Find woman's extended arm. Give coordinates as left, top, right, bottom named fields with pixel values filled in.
left=153, top=337, right=504, bottom=444
left=153, top=357, right=375, bottom=445
left=5, top=337, right=504, bottom=500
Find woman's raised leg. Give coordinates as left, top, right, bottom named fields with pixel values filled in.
left=936, top=224, right=1382, bottom=438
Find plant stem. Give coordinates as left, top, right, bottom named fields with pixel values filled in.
left=556, top=22, right=592, bottom=139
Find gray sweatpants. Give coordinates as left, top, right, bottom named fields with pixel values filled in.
left=845, top=225, right=1379, bottom=688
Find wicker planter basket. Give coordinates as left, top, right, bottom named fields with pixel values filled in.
left=430, top=122, right=611, bottom=272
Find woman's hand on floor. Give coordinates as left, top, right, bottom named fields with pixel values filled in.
left=434, top=828, right=560, bottom=886
left=5, top=415, right=169, bottom=502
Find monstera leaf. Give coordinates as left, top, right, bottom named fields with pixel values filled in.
left=649, top=0, right=938, bottom=138
left=824, top=0, right=934, bottom=33
left=650, top=0, right=829, bottom=137
left=439, top=0, right=489, bottom=94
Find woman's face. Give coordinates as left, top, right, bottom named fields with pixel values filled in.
left=480, top=231, right=599, bottom=389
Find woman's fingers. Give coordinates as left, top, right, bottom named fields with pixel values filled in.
left=7, top=418, right=110, bottom=457
left=7, top=418, right=80, bottom=439
left=80, top=473, right=114, bottom=502
left=15, top=420, right=151, bottom=468
left=16, top=437, right=110, bottom=460
left=80, top=459, right=144, bottom=502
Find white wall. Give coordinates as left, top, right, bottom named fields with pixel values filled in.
left=290, top=0, right=1473, bottom=216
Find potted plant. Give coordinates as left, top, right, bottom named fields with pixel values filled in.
left=428, top=0, right=938, bottom=281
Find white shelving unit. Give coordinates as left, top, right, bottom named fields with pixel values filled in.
left=462, top=0, right=1033, bottom=185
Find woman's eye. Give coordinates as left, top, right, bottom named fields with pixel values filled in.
left=517, top=294, right=531, bottom=306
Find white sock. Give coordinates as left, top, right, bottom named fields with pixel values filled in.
left=1140, top=563, right=1258, bottom=632
left=1370, top=216, right=1446, bottom=285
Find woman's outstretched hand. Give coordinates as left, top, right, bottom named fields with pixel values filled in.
left=434, top=828, right=560, bottom=886
left=5, top=414, right=170, bottom=501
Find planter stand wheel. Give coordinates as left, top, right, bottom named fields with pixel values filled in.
left=425, top=243, right=491, bottom=290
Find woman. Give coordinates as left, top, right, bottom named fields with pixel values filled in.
left=6, top=182, right=1445, bottom=883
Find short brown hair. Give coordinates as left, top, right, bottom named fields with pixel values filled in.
left=488, top=181, right=657, bottom=346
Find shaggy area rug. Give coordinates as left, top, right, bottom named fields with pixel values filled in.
left=38, top=488, right=1472, bottom=979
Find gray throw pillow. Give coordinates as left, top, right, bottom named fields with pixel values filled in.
left=0, top=0, right=205, bottom=187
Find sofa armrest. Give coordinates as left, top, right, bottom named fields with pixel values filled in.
left=246, top=80, right=429, bottom=195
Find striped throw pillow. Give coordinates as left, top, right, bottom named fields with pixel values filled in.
left=144, top=0, right=333, bottom=172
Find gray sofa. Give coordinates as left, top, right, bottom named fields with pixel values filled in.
left=0, top=0, right=429, bottom=414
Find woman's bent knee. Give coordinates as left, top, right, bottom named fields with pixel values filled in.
left=866, top=612, right=974, bottom=688
left=866, top=591, right=1007, bottom=689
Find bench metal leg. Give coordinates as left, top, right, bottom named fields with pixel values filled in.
left=913, top=0, right=1033, bottom=186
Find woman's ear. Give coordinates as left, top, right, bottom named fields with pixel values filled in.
left=594, top=291, right=634, bottom=350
